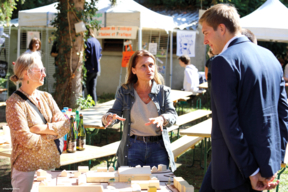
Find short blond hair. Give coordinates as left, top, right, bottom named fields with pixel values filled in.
left=199, top=4, right=241, bottom=34
left=10, top=53, right=40, bottom=84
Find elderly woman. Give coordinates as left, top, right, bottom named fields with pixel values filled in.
left=25, top=37, right=41, bottom=56
left=102, top=50, right=177, bottom=171
left=6, top=52, right=69, bottom=192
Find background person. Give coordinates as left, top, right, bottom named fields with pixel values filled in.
left=199, top=4, right=288, bottom=192
left=6, top=52, right=70, bottom=192
left=241, top=28, right=257, bottom=44
left=25, top=37, right=41, bottom=57
left=102, top=50, right=177, bottom=171
left=205, top=48, right=215, bottom=95
left=178, top=55, right=199, bottom=93
left=84, top=28, right=102, bottom=104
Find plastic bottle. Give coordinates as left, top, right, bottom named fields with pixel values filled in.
left=61, top=109, right=68, bottom=152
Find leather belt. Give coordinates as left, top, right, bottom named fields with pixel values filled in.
left=130, top=135, right=162, bottom=142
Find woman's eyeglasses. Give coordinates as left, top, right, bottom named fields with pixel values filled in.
left=30, top=67, right=46, bottom=74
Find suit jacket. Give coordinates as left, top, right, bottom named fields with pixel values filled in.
left=85, top=37, right=102, bottom=73
left=210, top=36, right=288, bottom=190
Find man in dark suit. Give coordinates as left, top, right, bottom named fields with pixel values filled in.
left=84, top=28, right=102, bottom=104
left=199, top=4, right=288, bottom=192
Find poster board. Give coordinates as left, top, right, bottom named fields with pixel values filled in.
left=148, top=43, right=157, bottom=55
left=176, top=30, right=196, bottom=57
left=27, top=31, right=40, bottom=48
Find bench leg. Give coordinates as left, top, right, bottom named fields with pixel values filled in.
left=187, top=147, right=195, bottom=168
left=170, top=131, right=173, bottom=141
left=275, top=166, right=287, bottom=192
left=204, top=137, right=207, bottom=174
left=120, top=121, right=123, bottom=140
left=177, top=127, right=180, bottom=139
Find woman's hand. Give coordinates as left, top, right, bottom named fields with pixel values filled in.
left=105, top=114, right=126, bottom=128
left=145, top=116, right=164, bottom=131
left=52, top=112, right=66, bottom=123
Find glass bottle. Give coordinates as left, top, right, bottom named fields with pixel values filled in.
left=67, top=115, right=76, bottom=153
left=77, top=114, right=86, bottom=151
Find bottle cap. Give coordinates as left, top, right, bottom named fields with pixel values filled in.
left=61, top=109, right=66, bottom=113
left=76, top=110, right=79, bottom=115
left=68, top=108, right=72, bottom=112
left=63, top=107, right=69, bottom=110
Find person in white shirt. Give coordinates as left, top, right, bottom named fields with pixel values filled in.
left=178, top=55, right=199, bottom=93
left=25, top=37, right=41, bottom=57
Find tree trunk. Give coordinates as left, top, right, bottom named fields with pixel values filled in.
left=54, top=0, right=84, bottom=109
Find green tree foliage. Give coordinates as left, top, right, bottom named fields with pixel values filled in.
left=0, top=0, right=18, bottom=24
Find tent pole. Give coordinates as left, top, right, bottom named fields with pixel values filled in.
left=16, top=27, right=21, bottom=89
left=138, top=12, right=142, bottom=50
left=170, top=30, right=173, bottom=88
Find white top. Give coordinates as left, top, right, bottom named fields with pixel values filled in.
left=183, top=64, right=199, bottom=93
left=220, top=35, right=243, bottom=55
left=130, top=90, right=160, bottom=136
left=25, top=49, right=41, bottom=57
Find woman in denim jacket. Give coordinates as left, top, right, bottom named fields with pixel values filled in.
left=102, top=50, right=178, bottom=171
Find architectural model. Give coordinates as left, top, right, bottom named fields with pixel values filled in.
left=36, top=165, right=194, bottom=192
left=174, top=177, right=194, bottom=192
left=118, top=166, right=151, bottom=182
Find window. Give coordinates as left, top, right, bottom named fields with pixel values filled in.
left=20, top=32, right=27, bottom=49
left=103, top=39, right=124, bottom=52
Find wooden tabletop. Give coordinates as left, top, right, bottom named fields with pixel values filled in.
left=80, top=100, right=115, bottom=129
left=170, top=89, right=193, bottom=102
left=180, top=118, right=212, bottom=137
left=198, top=82, right=208, bottom=89
left=0, top=88, right=7, bottom=94
left=0, top=144, right=116, bottom=166
left=60, top=145, right=116, bottom=166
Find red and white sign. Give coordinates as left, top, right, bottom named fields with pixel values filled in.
left=94, top=26, right=137, bottom=39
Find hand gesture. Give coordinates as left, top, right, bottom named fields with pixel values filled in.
left=145, top=116, right=164, bottom=131
left=105, top=114, right=126, bottom=128
left=52, top=112, right=66, bottom=123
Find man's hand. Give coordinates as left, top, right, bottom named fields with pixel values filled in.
left=145, top=116, right=164, bottom=131
left=264, top=172, right=279, bottom=190
left=52, top=112, right=66, bottom=123
left=249, top=172, right=267, bottom=191
left=105, top=114, right=126, bottom=128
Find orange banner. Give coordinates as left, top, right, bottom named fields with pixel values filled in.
left=121, top=44, right=134, bottom=67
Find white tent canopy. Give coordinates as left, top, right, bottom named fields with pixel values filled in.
left=240, top=0, right=288, bottom=42
left=18, top=0, right=174, bottom=31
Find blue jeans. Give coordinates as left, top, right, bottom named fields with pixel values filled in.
left=127, top=137, right=169, bottom=168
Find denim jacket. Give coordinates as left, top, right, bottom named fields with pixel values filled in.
left=104, top=81, right=178, bottom=172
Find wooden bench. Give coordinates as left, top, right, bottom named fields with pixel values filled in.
left=168, top=110, right=212, bottom=140
left=171, top=135, right=203, bottom=162
left=0, top=102, right=6, bottom=107
left=101, top=140, right=121, bottom=168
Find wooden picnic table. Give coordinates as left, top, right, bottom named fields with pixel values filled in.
left=198, top=82, right=208, bottom=89
left=180, top=118, right=212, bottom=174
left=0, top=88, right=7, bottom=94
left=0, top=144, right=115, bottom=167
